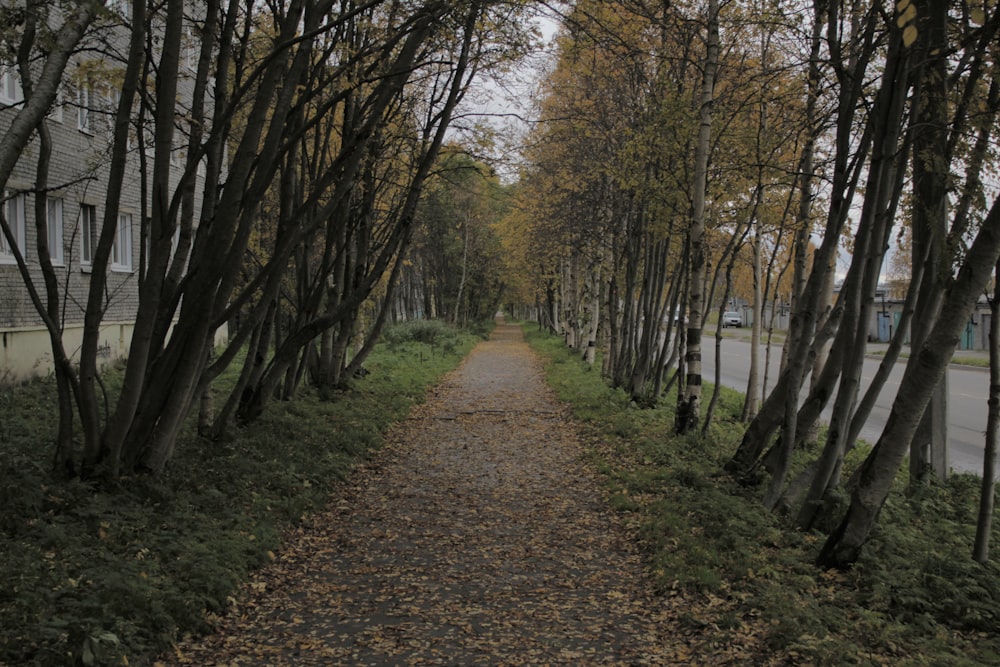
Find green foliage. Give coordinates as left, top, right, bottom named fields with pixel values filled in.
left=381, top=318, right=493, bottom=351
left=0, top=330, right=479, bottom=666
left=524, top=324, right=1000, bottom=665
left=855, top=477, right=1000, bottom=634
left=410, top=150, right=509, bottom=324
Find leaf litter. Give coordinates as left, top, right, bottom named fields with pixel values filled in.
left=158, top=324, right=772, bottom=666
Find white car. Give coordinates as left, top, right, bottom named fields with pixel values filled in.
left=722, top=311, right=742, bottom=328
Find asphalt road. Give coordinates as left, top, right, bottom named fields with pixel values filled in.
left=700, top=335, right=993, bottom=477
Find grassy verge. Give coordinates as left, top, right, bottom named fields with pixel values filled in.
left=524, top=325, right=1000, bottom=666
left=953, top=356, right=989, bottom=368
left=0, top=320, right=487, bottom=666
left=864, top=350, right=989, bottom=369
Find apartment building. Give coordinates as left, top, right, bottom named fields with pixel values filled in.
left=1, top=2, right=203, bottom=381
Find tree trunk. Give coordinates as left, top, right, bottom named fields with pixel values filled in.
left=834, top=246, right=925, bottom=483
left=907, top=0, right=950, bottom=484
left=743, top=221, right=763, bottom=421
left=704, top=267, right=734, bottom=433
left=453, top=215, right=470, bottom=325
left=819, top=197, right=1000, bottom=568
left=208, top=311, right=271, bottom=440
left=973, top=257, right=1000, bottom=563
left=104, top=0, right=184, bottom=475
left=20, top=41, right=79, bottom=476
left=792, top=27, right=911, bottom=521
left=676, top=0, right=718, bottom=434
left=0, top=3, right=101, bottom=476
left=344, top=248, right=409, bottom=381
left=727, top=0, right=879, bottom=477
left=581, top=255, right=602, bottom=366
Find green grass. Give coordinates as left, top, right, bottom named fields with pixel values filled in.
left=866, top=350, right=989, bottom=368
left=524, top=325, right=1000, bottom=665
left=0, top=321, right=487, bottom=666
left=952, top=355, right=989, bottom=368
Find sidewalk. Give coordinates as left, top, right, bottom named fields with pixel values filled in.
left=864, top=341, right=990, bottom=369
left=161, top=323, right=676, bottom=665
left=714, top=326, right=991, bottom=370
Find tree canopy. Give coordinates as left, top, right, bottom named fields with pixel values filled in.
left=498, top=0, right=1000, bottom=566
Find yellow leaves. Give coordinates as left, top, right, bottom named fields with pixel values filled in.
left=896, top=0, right=919, bottom=47
left=896, top=0, right=917, bottom=27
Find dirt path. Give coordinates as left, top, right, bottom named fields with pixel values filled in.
left=167, top=322, right=673, bottom=665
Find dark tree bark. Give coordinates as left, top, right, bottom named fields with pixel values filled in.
left=820, top=197, right=1000, bottom=568
left=727, top=0, right=880, bottom=476
left=907, top=0, right=951, bottom=484
left=0, top=0, right=105, bottom=476
left=974, top=256, right=1000, bottom=563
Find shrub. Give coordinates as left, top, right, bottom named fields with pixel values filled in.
left=381, top=319, right=457, bottom=347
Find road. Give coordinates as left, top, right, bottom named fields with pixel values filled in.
left=700, top=336, right=992, bottom=477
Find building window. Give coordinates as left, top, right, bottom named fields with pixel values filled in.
left=48, top=89, right=65, bottom=123
left=112, top=213, right=133, bottom=271
left=79, top=204, right=96, bottom=266
left=1, top=190, right=26, bottom=264
left=108, top=0, right=131, bottom=20
left=77, top=84, right=93, bottom=133
left=47, top=198, right=65, bottom=266
left=0, top=65, right=22, bottom=106
left=106, top=88, right=118, bottom=142
left=105, top=89, right=134, bottom=149
left=184, top=26, right=198, bottom=71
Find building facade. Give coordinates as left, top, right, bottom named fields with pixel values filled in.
left=1, top=3, right=204, bottom=381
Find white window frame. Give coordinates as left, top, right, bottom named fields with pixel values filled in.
left=77, top=84, right=93, bottom=134
left=46, top=197, right=65, bottom=266
left=105, top=89, right=134, bottom=150
left=106, top=87, right=117, bottom=143
left=48, top=88, right=65, bottom=123
left=0, top=65, right=22, bottom=106
left=184, top=26, right=198, bottom=72
left=112, top=212, right=133, bottom=272
left=1, top=190, right=26, bottom=265
left=79, top=203, right=96, bottom=267
left=108, top=0, right=132, bottom=20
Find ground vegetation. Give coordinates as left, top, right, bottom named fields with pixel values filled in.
left=527, top=326, right=1000, bottom=665
left=0, top=324, right=483, bottom=665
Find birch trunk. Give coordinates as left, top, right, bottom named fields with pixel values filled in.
left=676, top=0, right=718, bottom=434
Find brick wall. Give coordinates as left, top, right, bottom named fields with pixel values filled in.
left=1, top=7, right=209, bottom=379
